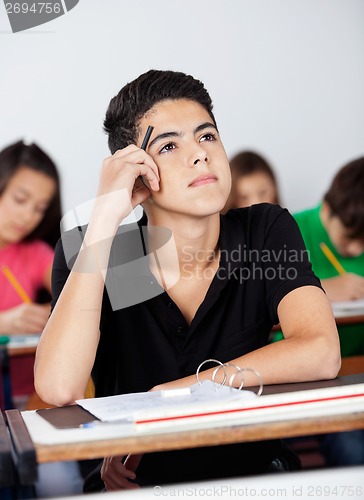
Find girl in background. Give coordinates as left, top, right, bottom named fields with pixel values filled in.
left=223, top=150, right=281, bottom=212
left=0, top=139, right=61, bottom=410
left=0, top=139, right=84, bottom=497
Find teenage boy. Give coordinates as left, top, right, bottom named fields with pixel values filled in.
left=35, top=69, right=340, bottom=490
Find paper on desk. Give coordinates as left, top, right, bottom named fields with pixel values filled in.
left=331, top=297, right=364, bottom=317
left=8, top=333, right=41, bottom=348
left=76, top=380, right=256, bottom=422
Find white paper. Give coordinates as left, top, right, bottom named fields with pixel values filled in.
left=8, top=333, right=41, bottom=348
left=76, top=380, right=256, bottom=422
left=331, top=298, right=364, bottom=317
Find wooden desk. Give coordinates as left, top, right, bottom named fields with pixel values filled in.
left=7, top=374, right=364, bottom=466
left=335, top=314, right=364, bottom=326
left=7, top=334, right=40, bottom=358
left=2, top=335, right=57, bottom=410
left=29, top=407, right=364, bottom=465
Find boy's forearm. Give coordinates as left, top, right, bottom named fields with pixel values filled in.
left=34, top=219, right=117, bottom=406
left=152, top=330, right=341, bottom=392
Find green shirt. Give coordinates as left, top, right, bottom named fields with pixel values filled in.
left=293, top=204, right=364, bottom=356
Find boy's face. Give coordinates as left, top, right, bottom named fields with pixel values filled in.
left=137, top=99, right=231, bottom=219
left=321, top=203, right=364, bottom=257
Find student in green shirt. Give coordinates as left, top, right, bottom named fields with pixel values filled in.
left=293, top=157, right=364, bottom=357
left=293, top=157, right=364, bottom=467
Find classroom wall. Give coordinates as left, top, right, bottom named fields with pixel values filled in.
left=1, top=0, right=363, bottom=221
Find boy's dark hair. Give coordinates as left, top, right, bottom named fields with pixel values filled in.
left=0, top=139, right=62, bottom=248
left=324, top=156, right=364, bottom=240
left=104, top=69, right=217, bottom=154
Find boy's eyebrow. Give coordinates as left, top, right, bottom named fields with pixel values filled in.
left=194, top=122, right=218, bottom=134
left=148, top=122, right=217, bottom=149
left=148, top=131, right=180, bottom=149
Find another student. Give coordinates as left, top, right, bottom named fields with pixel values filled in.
left=0, top=139, right=61, bottom=409
left=293, top=157, right=364, bottom=467
left=293, top=157, right=364, bottom=357
left=223, top=150, right=281, bottom=213
left=0, top=139, right=84, bottom=497
left=35, top=69, right=340, bottom=490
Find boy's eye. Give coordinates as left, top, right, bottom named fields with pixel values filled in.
left=200, top=132, right=216, bottom=142
left=159, top=142, right=176, bottom=154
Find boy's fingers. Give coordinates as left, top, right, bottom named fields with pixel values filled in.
left=109, top=147, right=160, bottom=180
left=124, top=453, right=143, bottom=472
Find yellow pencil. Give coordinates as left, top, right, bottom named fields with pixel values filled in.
left=1, top=265, right=32, bottom=303
left=319, top=242, right=346, bottom=275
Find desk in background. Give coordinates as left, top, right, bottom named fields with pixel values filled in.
left=7, top=334, right=41, bottom=358
left=0, top=334, right=42, bottom=412
left=271, top=314, right=364, bottom=377
left=335, top=314, right=364, bottom=327
left=324, top=313, right=364, bottom=376
left=1, top=334, right=94, bottom=411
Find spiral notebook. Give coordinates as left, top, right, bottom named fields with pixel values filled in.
left=75, top=360, right=261, bottom=428
left=37, top=361, right=364, bottom=433
left=37, top=359, right=260, bottom=429
left=76, top=361, right=364, bottom=432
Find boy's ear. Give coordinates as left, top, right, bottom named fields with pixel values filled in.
left=321, top=200, right=331, bottom=219
left=320, top=201, right=330, bottom=228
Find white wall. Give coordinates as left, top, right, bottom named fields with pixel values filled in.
left=1, top=0, right=363, bottom=217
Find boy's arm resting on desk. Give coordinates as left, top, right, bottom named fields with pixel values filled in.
left=153, top=286, right=341, bottom=391
left=321, top=273, right=364, bottom=302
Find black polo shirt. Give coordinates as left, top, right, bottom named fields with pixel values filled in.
left=51, top=203, right=321, bottom=484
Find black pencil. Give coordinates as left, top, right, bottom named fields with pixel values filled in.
left=140, top=125, right=154, bottom=150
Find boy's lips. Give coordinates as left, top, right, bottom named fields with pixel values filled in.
left=188, top=174, right=217, bottom=187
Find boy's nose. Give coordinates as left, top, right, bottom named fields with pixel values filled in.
left=194, top=156, right=207, bottom=166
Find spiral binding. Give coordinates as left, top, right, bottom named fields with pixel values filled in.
left=195, top=358, right=263, bottom=396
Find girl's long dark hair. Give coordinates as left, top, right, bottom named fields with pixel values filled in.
left=0, top=140, right=62, bottom=248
